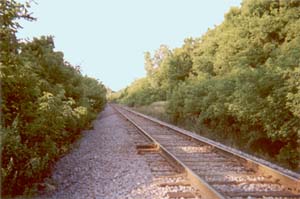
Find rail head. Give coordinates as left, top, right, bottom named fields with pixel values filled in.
left=116, top=104, right=300, bottom=194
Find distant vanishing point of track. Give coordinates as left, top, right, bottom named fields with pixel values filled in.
left=112, top=104, right=300, bottom=199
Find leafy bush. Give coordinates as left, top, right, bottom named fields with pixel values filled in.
left=1, top=1, right=106, bottom=196
left=117, top=0, right=300, bottom=169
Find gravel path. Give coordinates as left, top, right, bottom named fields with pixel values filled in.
left=35, top=106, right=167, bottom=199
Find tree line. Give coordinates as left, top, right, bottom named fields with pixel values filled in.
left=1, top=0, right=106, bottom=196
left=114, top=0, right=300, bottom=169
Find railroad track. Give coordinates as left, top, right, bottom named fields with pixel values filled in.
left=118, top=106, right=202, bottom=198
left=112, top=104, right=300, bottom=199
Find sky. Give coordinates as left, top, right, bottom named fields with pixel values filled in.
left=17, top=0, right=242, bottom=91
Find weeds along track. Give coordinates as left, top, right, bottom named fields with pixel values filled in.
left=112, top=104, right=300, bottom=199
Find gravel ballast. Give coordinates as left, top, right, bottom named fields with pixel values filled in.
left=34, top=106, right=162, bottom=199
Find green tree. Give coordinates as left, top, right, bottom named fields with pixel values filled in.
left=1, top=1, right=107, bottom=196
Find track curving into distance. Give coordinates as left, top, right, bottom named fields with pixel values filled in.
left=112, top=104, right=300, bottom=199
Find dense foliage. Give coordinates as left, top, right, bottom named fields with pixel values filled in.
left=117, top=0, right=300, bottom=169
left=1, top=1, right=106, bottom=196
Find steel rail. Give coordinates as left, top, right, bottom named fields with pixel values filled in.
left=111, top=104, right=225, bottom=199
left=114, top=104, right=300, bottom=197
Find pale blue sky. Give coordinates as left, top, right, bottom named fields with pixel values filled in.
left=17, top=0, right=242, bottom=91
